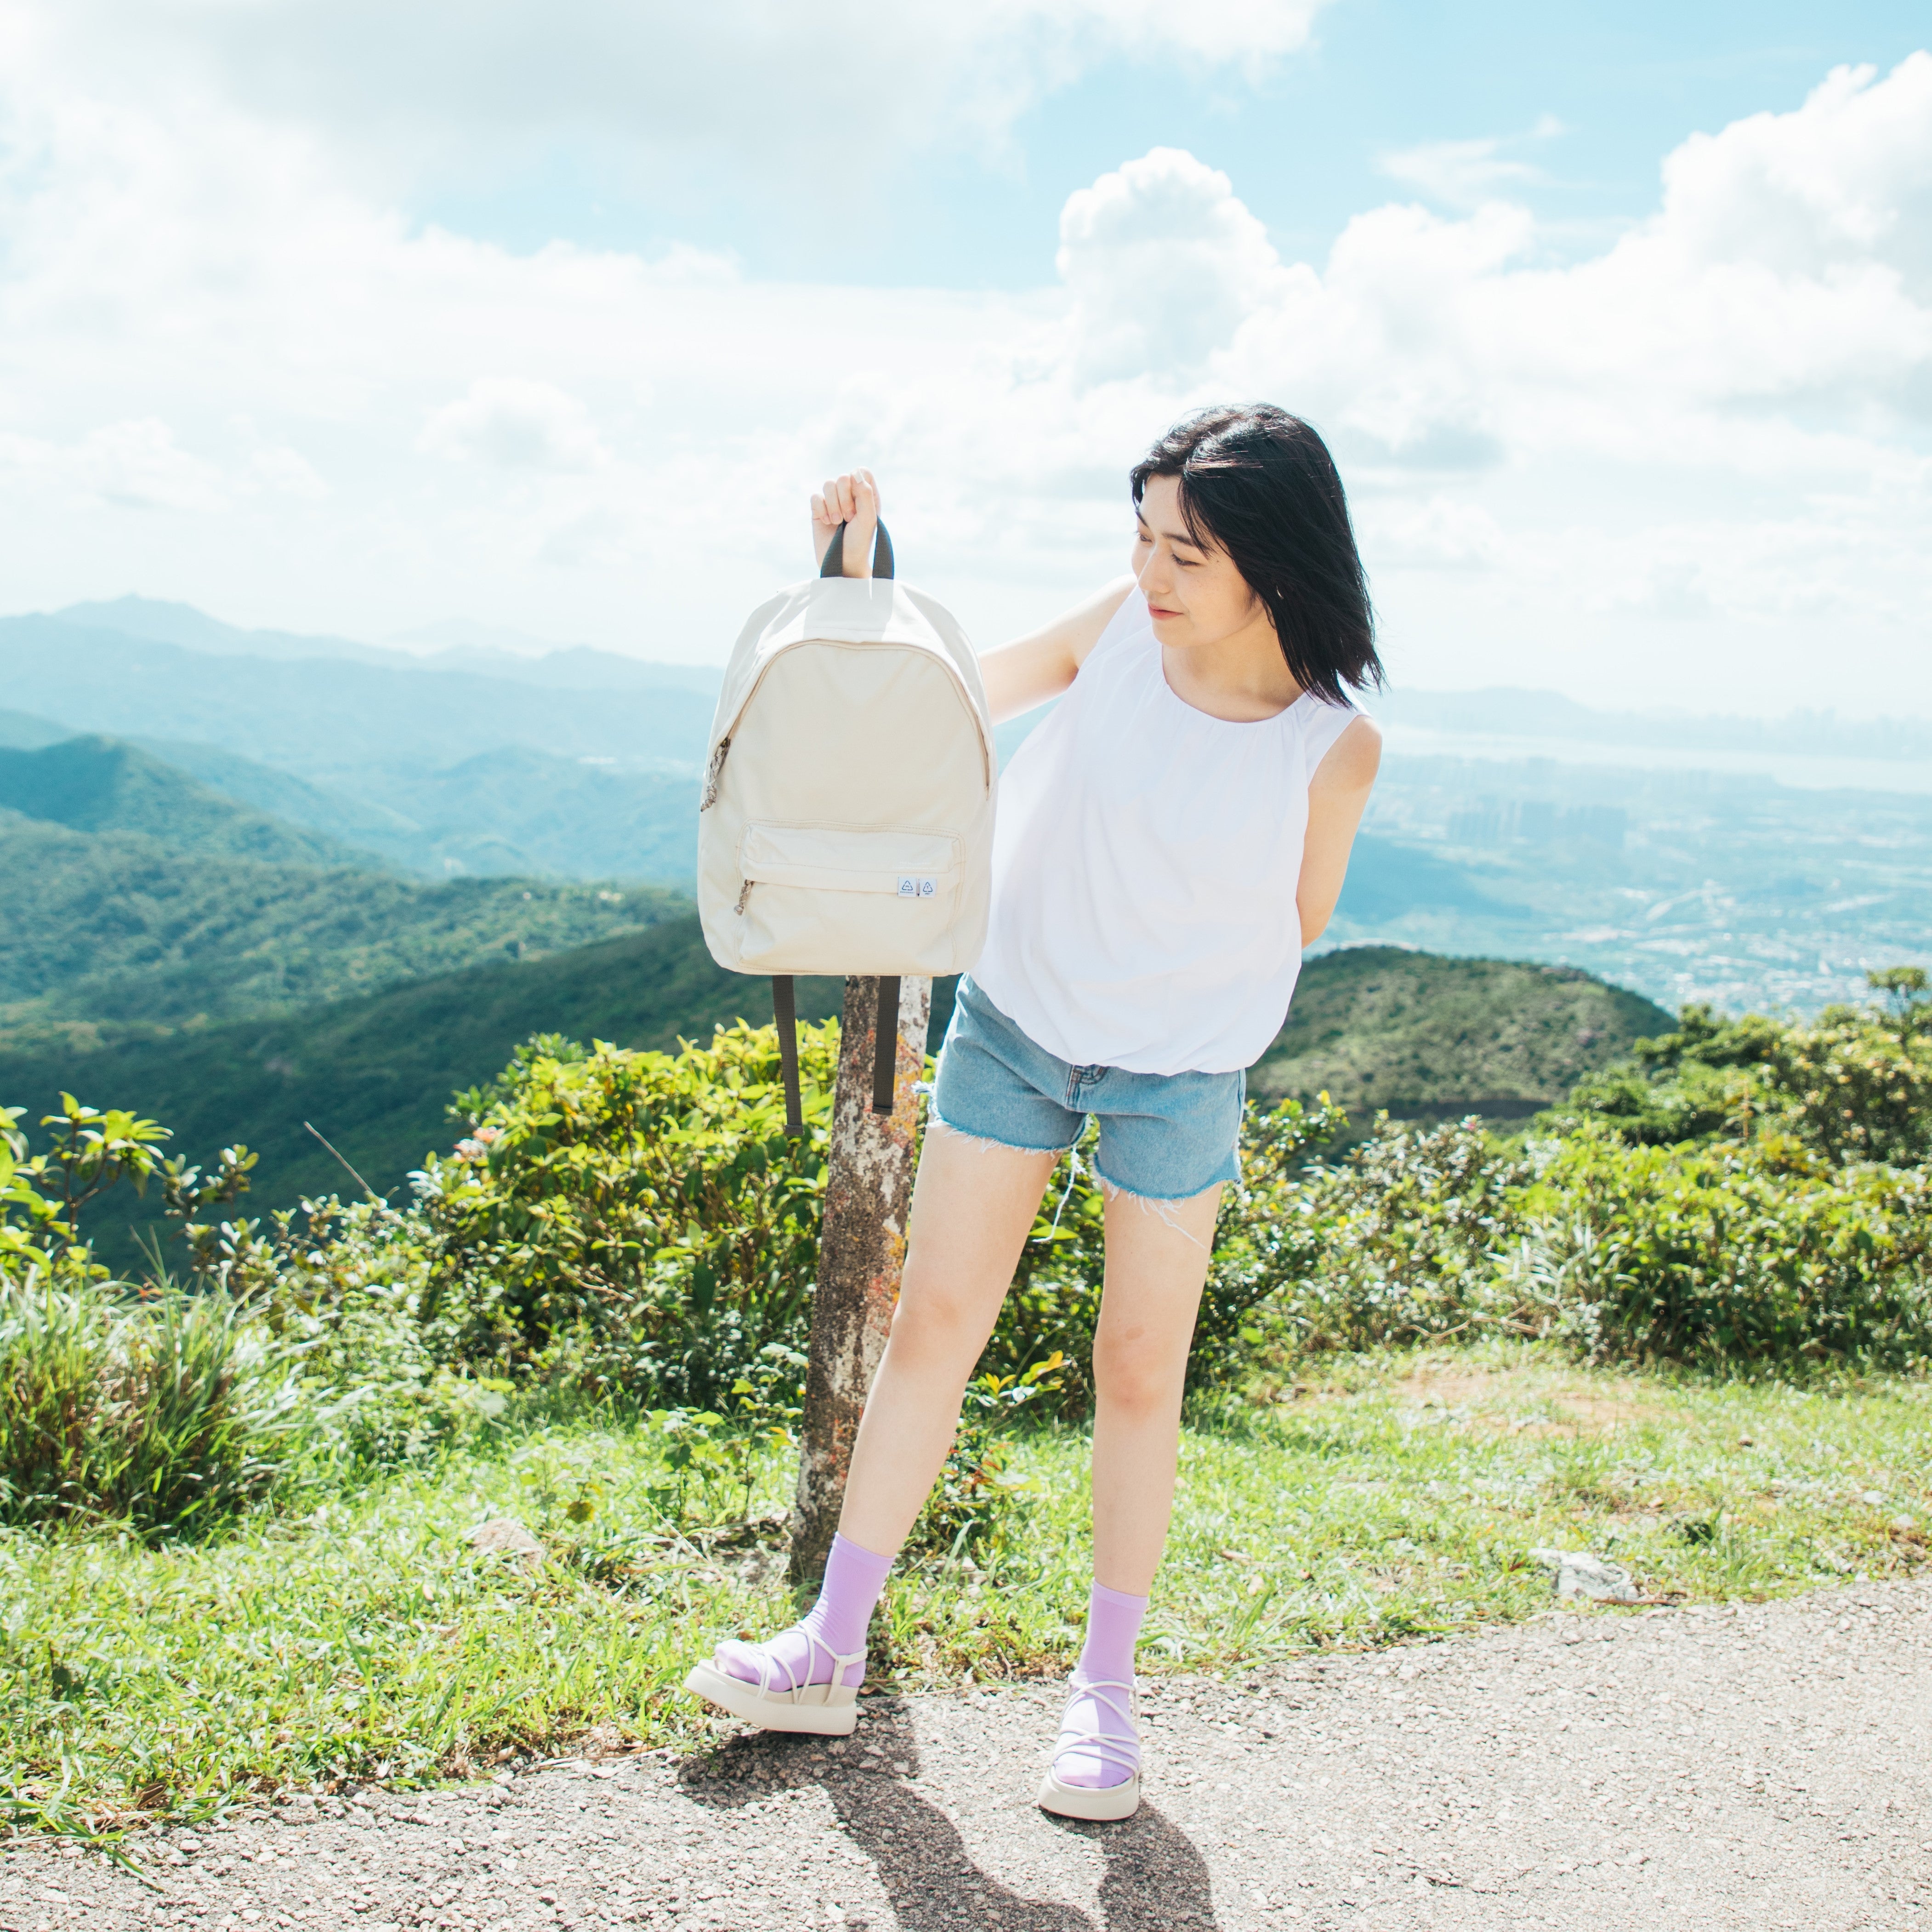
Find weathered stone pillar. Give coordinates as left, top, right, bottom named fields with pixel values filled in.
left=789, top=973, right=931, bottom=1586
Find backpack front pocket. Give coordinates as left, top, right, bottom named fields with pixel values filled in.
left=734, top=822, right=965, bottom=975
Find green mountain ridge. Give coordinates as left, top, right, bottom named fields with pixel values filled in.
left=0, top=921, right=845, bottom=1265
left=0, top=735, right=373, bottom=871
left=0, top=817, right=680, bottom=1039
left=1253, top=946, right=1673, bottom=1120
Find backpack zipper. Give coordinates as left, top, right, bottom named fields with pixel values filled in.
left=734, top=879, right=753, bottom=914
left=700, top=737, right=731, bottom=810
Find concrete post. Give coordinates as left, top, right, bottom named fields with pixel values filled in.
left=789, top=972, right=932, bottom=1586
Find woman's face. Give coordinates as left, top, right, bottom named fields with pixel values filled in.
left=1131, top=475, right=1264, bottom=651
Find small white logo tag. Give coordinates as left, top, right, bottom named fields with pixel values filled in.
left=897, top=876, right=938, bottom=899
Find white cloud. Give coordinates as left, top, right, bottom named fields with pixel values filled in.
left=0, top=26, right=1926, bottom=716
left=1378, top=136, right=1541, bottom=210
left=1058, top=148, right=1290, bottom=381
left=420, top=380, right=609, bottom=472
left=1377, top=114, right=1565, bottom=211
left=41, top=0, right=1331, bottom=185
left=0, top=418, right=228, bottom=511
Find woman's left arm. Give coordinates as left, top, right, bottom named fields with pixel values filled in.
left=1296, top=715, right=1383, bottom=946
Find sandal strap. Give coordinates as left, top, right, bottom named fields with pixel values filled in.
left=1051, top=1675, right=1141, bottom=1776
left=716, top=1625, right=865, bottom=1697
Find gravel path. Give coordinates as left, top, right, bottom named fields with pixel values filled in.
left=7, top=1579, right=1931, bottom=1932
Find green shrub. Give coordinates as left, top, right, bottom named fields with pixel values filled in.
left=1549, top=969, right=1932, bottom=1168
left=1258, top=1118, right=1537, bottom=1356
left=1523, top=1131, right=1932, bottom=1368
left=2, top=1101, right=302, bottom=1536
left=415, top=1025, right=836, bottom=1410
left=401, top=1025, right=1345, bottom=1417
left=201, top=1195, right=492, bottom=1469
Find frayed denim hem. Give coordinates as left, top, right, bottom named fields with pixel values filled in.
left=1090, top=1167, right=1226, bottom=1248
left=927, top=1112, right=1078, bottom=1161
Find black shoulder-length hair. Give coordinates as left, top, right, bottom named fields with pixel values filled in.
left=1129, top=404, right=1381, bottom=707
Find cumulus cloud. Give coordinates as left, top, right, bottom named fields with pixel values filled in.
left=0, top=419, right=228, bottom=512
left=41, top=0, right=1331, bottom=183
left=1058, top=147, right=1290, bottom=381
left=420, top=380, right=609, bottom=472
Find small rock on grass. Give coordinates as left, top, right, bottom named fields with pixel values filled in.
left=1529, top=1547, right=1640, bottom=1603
left=466, top=1517, right=546, bottom=1568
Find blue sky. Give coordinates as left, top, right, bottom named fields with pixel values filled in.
left=0, top=2, right=1927, bottom=716
left=424, top=1, right=1932, bottom=285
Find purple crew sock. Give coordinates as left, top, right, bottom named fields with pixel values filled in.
left=719, top=1532, right=892, bottom=1693
left=1053, top=1581, right=1148, bottom=1789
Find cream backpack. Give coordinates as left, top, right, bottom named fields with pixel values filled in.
left=698, top=521, right=996, bottom=1130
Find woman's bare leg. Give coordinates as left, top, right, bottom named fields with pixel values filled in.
left=834, top=1126, right=1061, bottom=1556
left=1087, top=1184, right=1221, bottom=1595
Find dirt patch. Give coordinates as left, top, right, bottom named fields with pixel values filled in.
left=1395, top=1364, right=1676, bottom=1436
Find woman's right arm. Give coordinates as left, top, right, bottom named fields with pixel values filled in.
left=976, top=576, right=1137, bottom=724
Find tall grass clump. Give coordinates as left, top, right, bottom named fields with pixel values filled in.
left=0, top=1271, right=303, bottom=1535
left=2, top=1097, right=305, bottom=1536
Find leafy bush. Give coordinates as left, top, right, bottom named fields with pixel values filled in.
left=414, top=1025, right=836, bottom=1411
left=1255, top=1119, right=1537, bottom=1357
left=1549, top=969, right=1932, bottom=1168
left=1523, top=1131, right=1932, bottom=1368
left=1236, top=1114, right=1932, bottom=1374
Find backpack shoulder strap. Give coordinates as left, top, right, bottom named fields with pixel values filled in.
left=772, top=976, right=804, bottom=1135
left=872, top=976, right=899, bottom=1116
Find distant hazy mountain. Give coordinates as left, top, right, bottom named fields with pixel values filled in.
left=0, top=707, right=78, bottom=751
left=128, top=737, right=419, bottom=853
left=114, top=734, right=694, bottom=882
left=1330, top=833, right=1517, bottom=924
left=347, top=747, right=699, bottom=881
left=1378, top=686, right=1932, bottom=763
left=0, top=736, right=375, bottom=870
left=54, top=595, right=405, bottom=668
left=389, top=618, right=723, bottom=695
left=0, top=614, right=713, bottom=775
left=57, top=596, right=725, bottom=697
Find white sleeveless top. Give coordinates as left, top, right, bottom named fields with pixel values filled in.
left=971, top=592, right=1359, bottom=1076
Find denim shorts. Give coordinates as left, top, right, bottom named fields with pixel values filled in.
left=930, top=976, right=1243, bottom=1202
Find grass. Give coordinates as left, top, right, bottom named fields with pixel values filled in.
left=3, top=1341, right=1927, bottom=1835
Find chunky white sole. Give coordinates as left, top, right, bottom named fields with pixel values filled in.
left=682, top=1660, right=860, bottom=1736
left=1035, top=1767, right=1142, bottom=1822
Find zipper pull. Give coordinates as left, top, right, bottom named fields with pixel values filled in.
left=734, top=880, right=753, bottom=914
left=700, top=736, right=731, bottom=810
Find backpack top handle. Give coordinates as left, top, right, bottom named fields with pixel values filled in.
left=820, top=519, right=895, bottom=581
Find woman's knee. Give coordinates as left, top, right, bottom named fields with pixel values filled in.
left=886, top=1270, right=990, bottom=1364
left=1091, top=1331, right=1188, bottom=1420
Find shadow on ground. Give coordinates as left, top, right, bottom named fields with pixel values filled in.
left=679, top=1698, right=1220, bottom=1929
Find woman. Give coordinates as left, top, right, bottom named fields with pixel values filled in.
left=685, top=404, right=1383, bottom=1822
